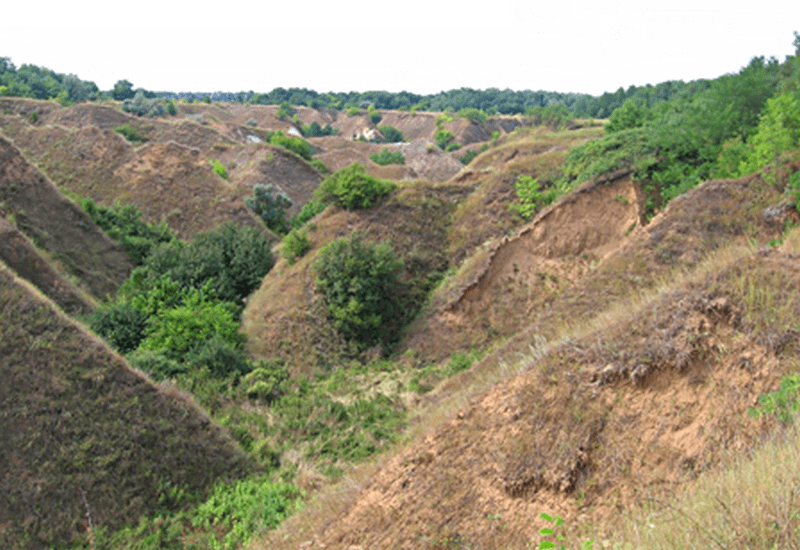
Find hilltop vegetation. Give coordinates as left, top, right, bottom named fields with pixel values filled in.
left=3, top=33, right=800, bottom=550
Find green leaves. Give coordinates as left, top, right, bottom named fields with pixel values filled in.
left=244, top=183, right=293, bottom=235
left=315, top=163, right=396, bottom=210
left=314, top=233, right=405, bottom=349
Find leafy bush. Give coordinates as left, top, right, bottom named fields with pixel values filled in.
left=113, top=124, right=144, bottom=143
left=121, top=90, right=165, bottom=117
left=242, top=360, right=290, bottom=403
left=510, top=175, right=559, bottom=219
left=749, top=372, right=800, bottom=423
left=134, top=222, right=274, bottom=305
left=269, top=131, right=313, bottom=161
left=378, top=125, right=403, bottom=143
left=315, top=163, right=396, bottom=210
left=281, top=229, right=311, bottom=264
left=291, top=199, right=326, bottom=229
left=210, top=158, right=228, bottom=179
left=314, top=233, right=405, bottom=348
left=125, top=348, right=187, bottom=380
left=434, top=128, right=454, bottom=149
left=310, top=158, right=329, bottom=174
left=457, top=107, right=488, bottom=125
left=89, top=302, right=148, bottom=353
left=459, top=149, right=479, bottom=165
left=347, top=106, right=360, bottom=116
left=186, top=335, right=251, bottom=377
left=244, top=184, right=292, bottom=234
left=370, top=149, right=405, bottom=166
left=81, top=198, right=174, bottom=264
left=368, top=108, right=382, bottom=124
left=301, top=121, right=336, bottom=137
left=138, top=290, right=243, bottom=358
left=445, top=142, right=462, bottom=152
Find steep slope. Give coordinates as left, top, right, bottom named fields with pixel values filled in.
left=268, top=173, right=799, bottom=550
left=0, top=215, right=94, bottom=316
left=0, top=261, right=255, bottom=550
left=0, top=134, right=134, bottom=300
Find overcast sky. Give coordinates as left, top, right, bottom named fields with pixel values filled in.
left=2, top=1, right=798, bottom=97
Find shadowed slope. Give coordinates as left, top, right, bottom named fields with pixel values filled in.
left=0, top=134, right=134, bottom=299
left=0, top=262, right=255, bottom=550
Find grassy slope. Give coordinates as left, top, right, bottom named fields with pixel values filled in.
left=0, top=133, right=134, bottom=300
left=0, top=261, right=255, bottom=550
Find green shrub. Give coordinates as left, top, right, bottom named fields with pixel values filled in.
left=243, top=360, right=290, bottom=403
left=434, top=128, right=454, bottom=149
left=310, top=158, right=329, bottom=174
left=369, top=149, right=405, bottom=166
left=136, top=222, right=274, bottom=305
left=139, top=291, right=243, bottom=359
left=313, top=233, right=405, bottom=348
left=457, top=107, right=488, bottom=125
left=301, top=121, right=336, bottom=137
left=121, top=90, right=165, bottom=117
left=281, top=229, right=311, bottom=264
left=315, top=163, right=396, bottom=210
left=244, top=183, right=292, bottom=234
left=81, top=198, right=174, bottom=265
left=191, top=478, right=298, bottom=550
left=378, top=125, right=404, bottom=143
left=347, top=106, right=360, bottom=116
left=510, top=175, right=559, bottom=219
left=269, top=131, right=313, bottom=161
left=186, top=335, right=251, bottom=377
left=113, top=124, right=144, bottom=143
left=210, top=158, right=228, bottom=179
left=445, top=142, right=462, bottom=152
left=368, top=108, right=382, bottom=124
left=459, top=149, right=478, bottom=165
left=165, top=101, right=176, bottom=116
left=291, top=199, right=326, bottom=229
left=89, top=302, right=148, bottom=353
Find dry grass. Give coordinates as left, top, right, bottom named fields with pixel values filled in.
left=616, top=420, right=800, bottom=549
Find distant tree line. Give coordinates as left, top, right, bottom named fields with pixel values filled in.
left=154, top=82, right=717, bottom=118
left=2, top=41, right=798, bottom=121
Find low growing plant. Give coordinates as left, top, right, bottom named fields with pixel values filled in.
left=210, top=158, right=228, bottom=179
left=370, top=149, right=405, bottom=166
left=281, top=229, right=311, bottom=264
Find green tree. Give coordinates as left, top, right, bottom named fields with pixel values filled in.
left=314, top=233, right=405, bottom=348
left=112, top=79, right=135, bottom=100
left=739, top=91, right=800, bottom=176
left=605, top=99, right=653, bottom=133
left=378, top=125, right=404, bottom=143
left=245, top=184, right=293, bottom=234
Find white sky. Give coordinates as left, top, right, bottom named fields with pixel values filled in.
left=2, top=1, right=798, bottom=97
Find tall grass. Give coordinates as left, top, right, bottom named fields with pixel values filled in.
left=615, top=421, right=800, bottom=549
